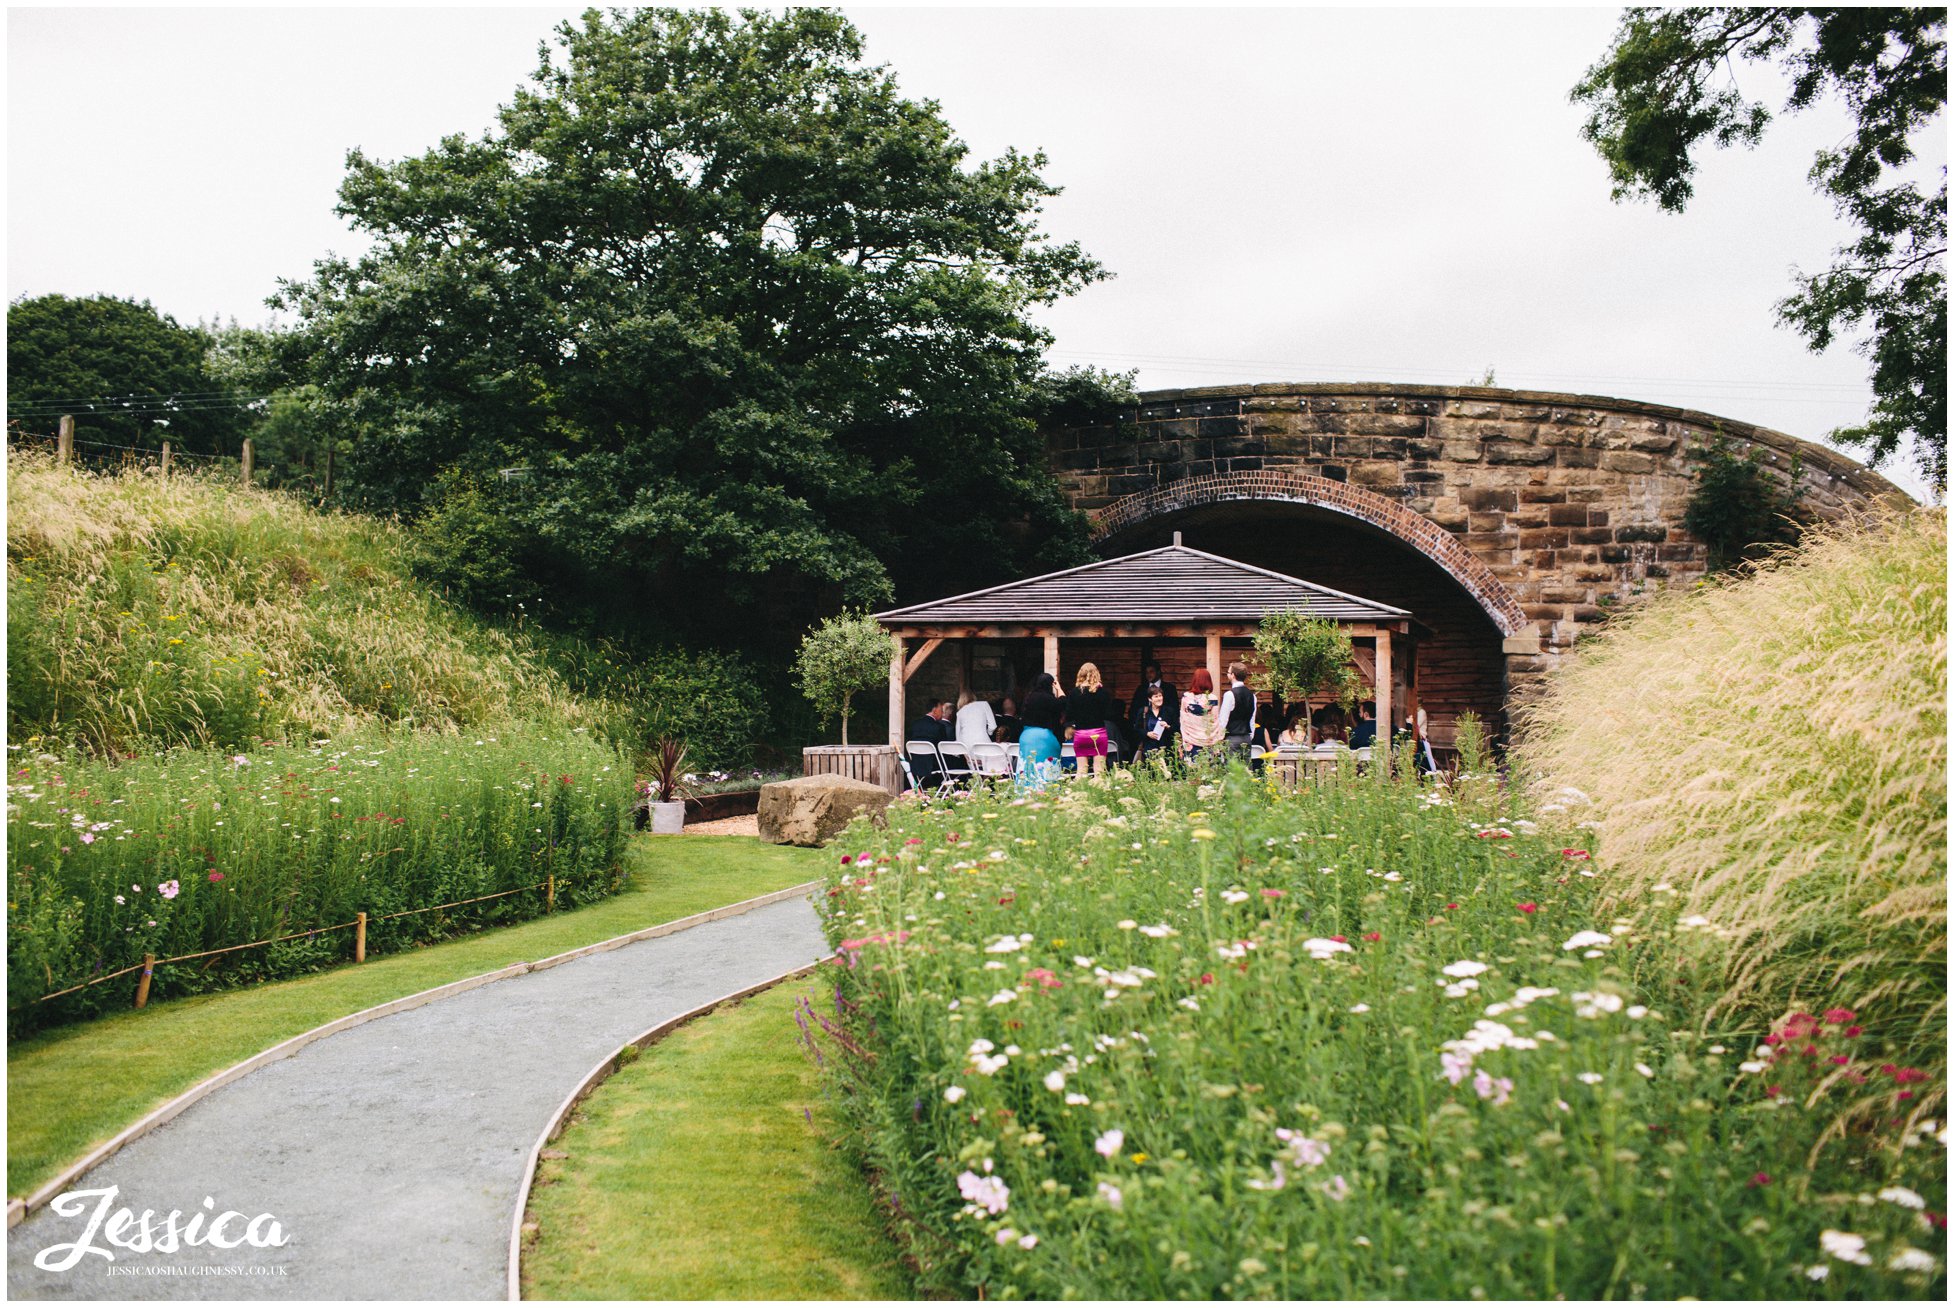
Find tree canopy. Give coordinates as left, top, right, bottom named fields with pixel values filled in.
left=794, top=608, right=893, bottom=746
left=1572, top=8, right=1947, bottom=490
left=6, top=294, right=252, bottom=457
left=274, top=7, right=1110, bottom=648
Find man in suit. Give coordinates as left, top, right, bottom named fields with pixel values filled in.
left=906, top=698, right=956, bottom=791
left=1128, top=662, right=1179, bottom=734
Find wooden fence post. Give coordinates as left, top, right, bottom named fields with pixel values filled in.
left=322, top=444, right=333, bottom=500
left=56, top=416, right=73, bottom=466
left=240, top=438, right=254, bottom=486
left=134, top=954, right=155, bottom=1009
left=161, top=441, right=173, bottom=478
left=546, top=874, right=556, bottom=913
left=355, top=912, right=367, bottom=963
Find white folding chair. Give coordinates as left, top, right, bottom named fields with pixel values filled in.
left=937, top=741, right=976, bottom=789
left=968, top=743, right=1013, bottom=781
left=906, top=740, right=954, bottom=797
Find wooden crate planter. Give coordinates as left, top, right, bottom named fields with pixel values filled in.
left=803, top=745, right=903, bottom=796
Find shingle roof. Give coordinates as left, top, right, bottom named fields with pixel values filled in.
left=875, top=544, right=1411, bottom=626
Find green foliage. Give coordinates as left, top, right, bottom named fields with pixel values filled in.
left=814, top=771, right=1946, bottom=1298
left=1572, top=8, right=1947, bottom=489
left=6, top=294, right=251, bottom=457
left=1251, top=609, right=1361, bottom=729
left=1684, top=434, right=1807, bottom=569
left=795, top=609, right=892, bottom=747
left=410, top=471, right=546, bottom=613
left=7, top=732, right=633, bottom=1035
left=273, top=7, right=1107, bottom=647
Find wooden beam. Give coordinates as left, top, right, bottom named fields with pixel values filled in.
left=903, top=637, right=943, bottom=682
left=1375, top=627, right=1394, bottom=767
left=1043, top=634, right=1060, bottom=678
left=1205, top=633, right=1222, bottom=696
left=888, top=637, right=905, bottom=748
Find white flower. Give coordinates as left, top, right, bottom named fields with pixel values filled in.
left=1561, top=930, right=1611, bottom=951
left=1221, top=889, right=1250, bottom=904
left=1043, top=1070, right=1066, bottom=1093
left=1443, top=980, right=1480, bottom=998
left=1138, top=924, right=1178, bottom=938
left=944, top=1086, right=967, bottom=1103
left=1302, top=938, right=1351, bottom=960
left=1094, top=1128, right=1125, bottom=1158
left=972, top=1053, right=1009, bottom=1076
left=1819, top=1229, right=1871, bottom=1266
left=988, top=990, right=1018, bottom=1007
left=1805, top=1265, right=1829, bottom=1282
left=1888, top=1247, right=1937, bottom=1273
left=1179, top=997, right=1201, bottom=1011
left=1635, top=1063, right=1655, bottom=1078
left=1577, top=1072, right=1604, bottom=1085
left=1626, top=1005, right=1649, bottom=1020
left=984, top=937, right=1022, bottom=953
left=1065, top=1092, right=1091, bottom=1105
left=968, top=1038, right=995, bottom=1055
left=1017, top=1233, right=1038, bottom=1251
left=1678, top=914, right=1712, bottom=929
left=1348, top=1003, right=1370, bottom=1014
left=1096, top=1181, right=1123, bottom=1210
left=1512, top=986, right=1560, bottom=1007
left=1738, top=1060, right=1768, bottom=1074
left=1879, top=1186, right=1926, bottom=1210
left=1116, top=919, right=1137, bottom=930
left=958, top=1170, right=1010, bottom=1215
left=1441, top=959, right=1489, bottom=978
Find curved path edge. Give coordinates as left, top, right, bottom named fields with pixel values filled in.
left=7, top=878, right=824, bottom=1227
left=503, top=960, right=825, bottom=1301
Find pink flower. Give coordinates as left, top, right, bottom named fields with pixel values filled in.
left=1822, top=1007, right=1856, bottom=1024
left=956, top=1170, right=1010, bottom=1215
left=1516, top=902, right=1537, bottom=914
left=1094, top=1129, right=1125, bottom=1158
left=1561, top=848, right=1591, bottom=860
left=1471, top=1068, right=1513, bottom=1106
left=1440, top=1051, right=1472, bottom=1085
left=1260, top=889, right=1285, bottom=900
left=208, top=872, right=224, bottom=883
left=1363, top=931, right=1382, bottom=942
left=79, top=832, right=96, bottom=844
left=1319, top=1174, right=1350, bottom=1202
left=157, top=880, right=179, bottom=900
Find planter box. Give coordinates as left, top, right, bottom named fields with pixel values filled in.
left=803, top=745, right=902, bottom=796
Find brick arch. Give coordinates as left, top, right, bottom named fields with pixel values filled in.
left=1090, top=470, right=1530, bottom=636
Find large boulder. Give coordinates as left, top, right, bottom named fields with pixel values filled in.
left=757, top=774, right=892, bottom=847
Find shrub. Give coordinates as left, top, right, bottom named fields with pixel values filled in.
left=809, top=767, right=1945, bottom=1299
left=795, top=609, right=893, bottom=746
left=1684, top=434, right=1806, bottom=571
left=1516, top=511, right=1946, bottom=1106
left=6, top=728, right=633, bottom=1035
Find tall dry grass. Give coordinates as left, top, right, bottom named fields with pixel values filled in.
left=1517, top=510, right=1946, bottom=1081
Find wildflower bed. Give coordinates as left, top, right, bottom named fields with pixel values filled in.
left=7, top=731, right=633, bottom=1033
left=812, top=765, right=1946, bottom=1299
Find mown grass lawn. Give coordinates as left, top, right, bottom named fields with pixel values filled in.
left=7, top=834, right=822, bottom=1198
left=521, top=979, right=912, bottom=1300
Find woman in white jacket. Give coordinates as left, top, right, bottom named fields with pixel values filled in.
left=955, top=689, right=998, bottom=748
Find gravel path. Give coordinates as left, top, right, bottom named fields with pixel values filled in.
left=7, top=894, right=829, bottom=1301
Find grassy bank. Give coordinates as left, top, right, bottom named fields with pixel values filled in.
left=7, top=835, right=821, bottom=1199
left=522, top=979, right=912, bottom=1300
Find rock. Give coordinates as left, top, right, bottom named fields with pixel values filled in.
left=757, top=775, right=891, bottom=847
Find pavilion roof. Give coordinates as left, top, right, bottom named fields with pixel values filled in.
left=874, top=544, right=1411, bottom=627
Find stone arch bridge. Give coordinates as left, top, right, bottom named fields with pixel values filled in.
left=1047, top=382, right=1908, bottom=746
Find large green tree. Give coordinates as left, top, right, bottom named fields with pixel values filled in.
left=1572, top=8, right=1947, bottom=491
left=274, top=7, right=1107, bottom=648
left=6, top=294, right=253, bottom=457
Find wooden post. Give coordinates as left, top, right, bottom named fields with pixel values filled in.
left=1375, top=628, right=1394, bottom=770
left=888, top=636, right=906, bottom=748
left=322, top=444, right=333, bottom=499
left=959, top=641, right=972, bottom=700
left=1043, top=634, right=1059, bottom=678
left=134, top=953, right=155, bottom=1009
left=161, top=441, right=173, bottom=478
left=240, top=439, right=254, bottom=486
left=355, top=912, right=367, bottom=963
left=56, top=416, right=73, bottom=465
left=546, top=874, right=556, bottom=913
left=1205, top=633, right=1222, bottom=698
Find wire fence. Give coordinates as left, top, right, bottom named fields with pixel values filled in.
left=13, top=876, right=561, bottom=1014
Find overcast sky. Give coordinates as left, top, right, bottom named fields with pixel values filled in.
left=7, top=5, right=1941, bottom=501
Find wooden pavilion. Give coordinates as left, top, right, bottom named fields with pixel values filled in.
left=873, top=536, right=1424, bottom=751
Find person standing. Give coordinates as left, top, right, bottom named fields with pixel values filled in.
left=1133, top=684, right=1176, bottom=764
left=1127, top=661, right=1180, bottom=734
left=1220, top=661, right=1258, bottom=760
left=955, top=689, right=997, bottom=750
left=1180, top=668, right=1223, bottom=759
left=1017, top=672, right=1066, bottom=789
left=1068, top=662, right=1119, bottom=778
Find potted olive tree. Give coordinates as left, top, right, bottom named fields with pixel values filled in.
left=794, top=609, right=894, bottom=747
left=1252, top=609, right=1361, bottom=748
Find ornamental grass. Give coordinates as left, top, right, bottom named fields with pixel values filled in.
left=1516, top=509, right=1946, bottom=1120
left=810, top=765, right=1944, bottom=1298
